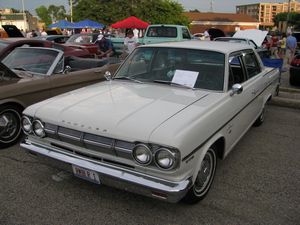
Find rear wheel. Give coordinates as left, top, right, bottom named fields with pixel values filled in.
left=182, top=147, right=217, bottom=204
left=0, top=105, right=22, bottom=149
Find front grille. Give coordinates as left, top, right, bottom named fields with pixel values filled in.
left=44, top=123, right=134, bottom=160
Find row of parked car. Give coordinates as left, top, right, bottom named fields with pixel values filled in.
left=0, top=26, right=122, bottom=149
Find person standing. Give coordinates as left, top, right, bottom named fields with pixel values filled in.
left=285, top=32, right=297, bottom=65
left=124, top=29, right=139, bottom=54
left=278, top=33, right=286, bottom=58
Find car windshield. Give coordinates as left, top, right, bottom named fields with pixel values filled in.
left=67, top=34, right=97, bottom=44
left=114, top=47, right=225, bottom=91
left=216, top=38, right=248, bottom=44
left=2, top=48, right=59, bottom=75
left=0, top=40, right=9, bottom=50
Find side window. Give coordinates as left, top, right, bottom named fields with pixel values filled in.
left=228, top=54, right=246, bottom=89
left=182, top=28, right=191, bottom=39
left=243, top=52, right=261, bottom=79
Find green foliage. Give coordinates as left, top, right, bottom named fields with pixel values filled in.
left=35, top=5, right=67, bottom=26
left=73, top=0, right=189, bottom=26
left=273, top=12, right=300, bottom=29
left=36, top=6, right=52, bottom=26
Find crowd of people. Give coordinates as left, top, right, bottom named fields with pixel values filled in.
left=263, top=32, right=298, bottom=68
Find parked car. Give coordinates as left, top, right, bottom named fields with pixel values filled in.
left=192, top=32, right=205, bottom=40
left=290, top=54, right=300, bottom=86
left=0, top=48, right=120, bottom=148
left=0, top=39, right=91, bottom=61
left=64, top=33, right=99, bottom=56
left=21, top=41, right=280, bottom=203
left=110, top=24, right=193, bottom=55
left=214, top=29, right=270, bottom=58
left=33, top=35, right=70, bottom=44
left=292, top=31, right=300, bottom=49
left=1, top=25, right=24, bottom=37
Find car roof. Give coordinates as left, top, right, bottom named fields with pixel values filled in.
left=141, top=40, right=253, bottom=54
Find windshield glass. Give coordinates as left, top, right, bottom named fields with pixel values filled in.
left=0, top=40, right=9, bottom=50
left=2, top=48, right=59, bottom=75
left=115, top=47, right=225, bottom=91
left=66, top=34, right=97, bottom=44
left=216, top=38, right=248, bottom=44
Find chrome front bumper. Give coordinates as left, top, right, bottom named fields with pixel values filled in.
left=21, top=139, right=192, bottom=203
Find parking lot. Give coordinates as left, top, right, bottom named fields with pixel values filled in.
left=0, top=104, right=299, bottom=225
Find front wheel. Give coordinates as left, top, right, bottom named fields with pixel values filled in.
left=182, top=147, right=217, bottom=204
left=253, top=107, right=265, bottom=127
left=0, top=105, right=22, bottom=149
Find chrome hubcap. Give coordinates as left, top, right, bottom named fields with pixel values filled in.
left=194, top=152, right=213, bottom=194
left=0, top=111, right=20, bottom=142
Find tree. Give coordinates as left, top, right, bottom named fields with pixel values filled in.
left=73, top=0, right=189, bottom=26
left=36, top=6, right=52, bottom=26
left=273, top=12, right=300, bottom=29
left=35, top=5, right=67, bottom=26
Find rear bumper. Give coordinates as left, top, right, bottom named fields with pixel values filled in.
left=21, top=139, right=191, bottom=203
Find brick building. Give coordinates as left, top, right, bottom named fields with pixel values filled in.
left=184, top=12, right=259, bottom=34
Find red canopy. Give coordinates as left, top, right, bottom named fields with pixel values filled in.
left=111, top=16, right=149, bottom=29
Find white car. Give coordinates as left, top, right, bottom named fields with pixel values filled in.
left=21, top=41, right=280, bottom=203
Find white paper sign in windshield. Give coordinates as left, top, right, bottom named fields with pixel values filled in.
left=172, top=70, right=199, bottom=88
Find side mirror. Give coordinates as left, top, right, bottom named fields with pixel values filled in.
left=63, top=65, right=72, bottom=74
left=104, top=71, right=112, bottom=81
left=230, top=83, right=243, bottom=96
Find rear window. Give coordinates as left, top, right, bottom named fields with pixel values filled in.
left=146, top=27, right=177, bottom=38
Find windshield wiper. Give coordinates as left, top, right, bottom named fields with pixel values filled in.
left=13, top=67, right=27, bottom=71
left=114, top=76, right=143, bottom=83
left=153, top=80, right=196, bottom=89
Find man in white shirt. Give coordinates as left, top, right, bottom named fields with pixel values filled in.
left=124, top=29, right=139, bottom=54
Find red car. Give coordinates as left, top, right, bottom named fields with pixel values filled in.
left=64, top=33, right=100, bottom=56
left=0, top=39, right=91, bottom=61
left=290, top=54, right=300, bottom=86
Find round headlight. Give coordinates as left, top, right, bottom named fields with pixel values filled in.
left=155, top=148, right=176, bottom=170
left=32, top=120, right=45, bottom=137
left=21, top=116, right=32, bottom=134
left=132, top=144, right=152, bottom=165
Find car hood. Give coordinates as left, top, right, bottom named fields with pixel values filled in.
left=28, top=81, right=210, bottom=141
left=233, top=29, right=268, bottom=47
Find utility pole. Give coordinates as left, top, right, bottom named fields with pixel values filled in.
left=21, top=0, right=27, bottom=30
left=286, top=0, right=291, bottom=33
left=70, top=0, right=73, bottom=22
left=210, top=0, right=214, bottom=12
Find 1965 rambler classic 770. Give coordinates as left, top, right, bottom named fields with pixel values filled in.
left=21, top=41, right=280, bottom=203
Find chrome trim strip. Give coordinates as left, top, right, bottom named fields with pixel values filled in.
left=58, top=132, right=81, bottom=141
left=44, top=129, right=56, bottom=134
left=115, top=146, right=132, bottom=153
left=83, top=139, right=111, bottom=148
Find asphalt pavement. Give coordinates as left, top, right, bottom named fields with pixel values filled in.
left=0, top=105, right=299, bottom=225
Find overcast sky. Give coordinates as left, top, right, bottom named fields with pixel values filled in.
left=0, top=0, right=289, bottom=15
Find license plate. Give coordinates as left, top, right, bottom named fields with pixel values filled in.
left=72, top=165, right=100, bottom=184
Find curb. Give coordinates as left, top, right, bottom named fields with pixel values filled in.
left=279, top=87, right=300, bottom=93
left=270, top=96, right=300, bottom=109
